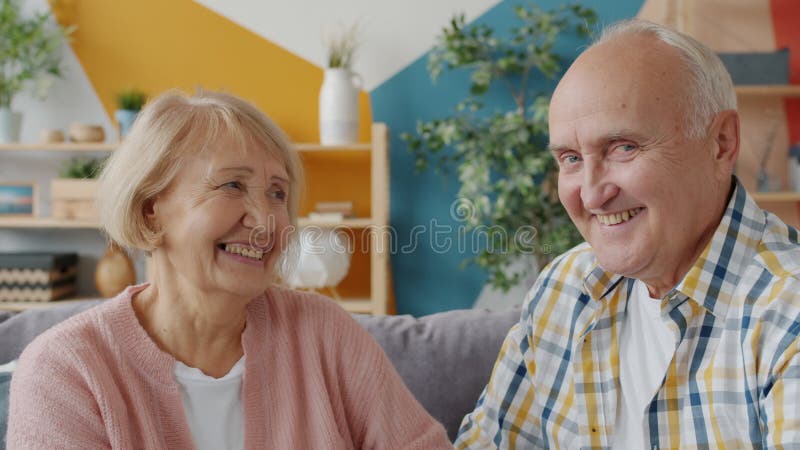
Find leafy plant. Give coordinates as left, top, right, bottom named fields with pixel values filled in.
left=324, top=23, right=359, bottom=69
left=402, top=4, right=596, bottom=291
left=59, top=157, right=105, bottom=179
left=116, top=88, right=147, bottom=111
left=0, top=0, right=74, bottom=108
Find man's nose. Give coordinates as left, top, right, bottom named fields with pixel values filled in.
left=579, top=161, right=619, bottom=210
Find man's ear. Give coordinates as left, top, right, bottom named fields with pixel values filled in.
left=711, top=110, right=740, bottom=179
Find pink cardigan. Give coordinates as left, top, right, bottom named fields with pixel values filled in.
left=7, top=285, right=451, bottom=449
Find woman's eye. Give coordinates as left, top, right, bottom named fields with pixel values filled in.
left=269, top=188, right=287, bottom=202
left=221, top=181, right=243, bottom=190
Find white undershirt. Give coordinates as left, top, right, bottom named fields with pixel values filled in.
left=174, top=355, right=246, bottom=450
left=613, top=280, right=677, bottom=449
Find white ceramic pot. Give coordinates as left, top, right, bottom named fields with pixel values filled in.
left=0, top=107, right=23, bottom=143
left=319, top=68, right=361, bottom=145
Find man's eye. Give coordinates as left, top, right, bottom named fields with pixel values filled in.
left=613, top=143, right=638, bottom=153
left=561, top=154, right=582, bottom=165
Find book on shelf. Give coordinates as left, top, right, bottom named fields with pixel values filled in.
left=314, top=201, right=354, bottom=215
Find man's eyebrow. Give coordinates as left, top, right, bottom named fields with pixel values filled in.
left=547, top=144, right=571, bottom=154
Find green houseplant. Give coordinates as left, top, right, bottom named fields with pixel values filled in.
left=114, top=88, right=146, bottom=139
left=0, top=0, right=74, bottom=142
left=402, top=4, right=596, bottom=291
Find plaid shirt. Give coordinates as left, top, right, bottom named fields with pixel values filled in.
left=456, top=180, right=800, bottom=449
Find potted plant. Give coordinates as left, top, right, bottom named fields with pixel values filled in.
left=402, top=4, right=596, bottom=291
left=0, top=0, right=74, bottom=143
left=319, top=23, right=361, bottom=145
left=51, top=156, right=105, bottom=220
left=114, top=88, right=146, bottom=139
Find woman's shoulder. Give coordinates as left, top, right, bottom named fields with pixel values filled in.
left=261, top=286, right=352, bottom=318
left=17, top=289, right=133, bottom=373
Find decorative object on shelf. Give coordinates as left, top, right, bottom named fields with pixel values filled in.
left=114, top=89, right=147, bottom=139
left=790, top=143, right=800, bottom=192
left=0, top=252, right=77, bottom=302
left=94, top=244, right=135, bottom=298
left=68, top=123, right=105, bottom=143
left=756, top=115, right=782, bottom=192
left=286, top=227, right=352, bottom=297
left=0, top=0, right=75, bottom=143
left=39, top=128, right=64, bottom=143
left=51, top=157, right=104, bottom=220
left=718, top=49, right=790, bottom=85
left=0, top=182, right=37, bottom=216
left=319, top=23, right=362, bottom=145
left=309, top=201, right=355, bottom=223
left=402, top=4, right=594, bottom=291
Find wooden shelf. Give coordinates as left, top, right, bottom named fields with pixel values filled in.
left=0, top=216, right=377, bottom=230
left=297, top=217, right=373, bottom=228
left=0, top=216, right=100, bottom=229
left=337, top=298, right=375, bottom=314
left=0, top=142, right=117, bottom=152
left=751, top=191, right=800, bottom=202
left=735, top=85, right=800, bottom=97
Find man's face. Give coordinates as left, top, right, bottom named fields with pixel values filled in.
left=548, top=35, right=733, bottom=295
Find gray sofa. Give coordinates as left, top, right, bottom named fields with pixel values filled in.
left=0, top=299, right=519, bottom=445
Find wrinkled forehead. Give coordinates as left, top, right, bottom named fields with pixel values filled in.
left=549, top=35, right=692, bottom=143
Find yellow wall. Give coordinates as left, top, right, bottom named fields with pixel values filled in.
left=50, top=0, right=372, bottom=143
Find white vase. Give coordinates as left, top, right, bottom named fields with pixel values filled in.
left=0, top=107, right=23, bottom=143
left=319, top=68, right=361, bottom=145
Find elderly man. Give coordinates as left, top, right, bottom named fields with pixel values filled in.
left=455, top=19, right=800, bottom=449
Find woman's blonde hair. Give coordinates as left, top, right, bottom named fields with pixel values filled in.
left=97, top=89, right=304, bottom=252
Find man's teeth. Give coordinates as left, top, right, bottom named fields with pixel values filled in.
left=597, top=208, right=642, bottom=226
left=223, top=243, right=264, bottom=261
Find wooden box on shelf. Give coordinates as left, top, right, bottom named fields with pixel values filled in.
left=51, top=178, right=98, bottom=220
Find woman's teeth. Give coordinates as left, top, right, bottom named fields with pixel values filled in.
left=597, top=207, right=642, bottom=226
left=222, top=243, right=264, bottom=261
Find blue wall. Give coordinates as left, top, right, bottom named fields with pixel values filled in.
left=371, top=0, right=643, bottom=316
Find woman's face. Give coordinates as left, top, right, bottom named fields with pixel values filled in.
left=149, top=133, right=292, bottom=299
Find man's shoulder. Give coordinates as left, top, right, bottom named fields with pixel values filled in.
left=754, top=212, right=800, bottom=279
left=521, top=242, right=598, bottom=321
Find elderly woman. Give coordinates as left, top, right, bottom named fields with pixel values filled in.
left=7, top=91, right=450, bottom=449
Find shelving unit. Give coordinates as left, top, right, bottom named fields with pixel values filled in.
left=0, top=123, right=392, bottom=315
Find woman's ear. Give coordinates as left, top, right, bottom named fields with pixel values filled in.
left=143, top=197, right=158, bottom=230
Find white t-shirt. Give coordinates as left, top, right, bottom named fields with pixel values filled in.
left=613, top=281, right=677, bottom=449
left=174, top=355, right=245, bottom=450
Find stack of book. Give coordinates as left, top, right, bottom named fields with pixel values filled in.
left=308, top=201, right=355, bottom=223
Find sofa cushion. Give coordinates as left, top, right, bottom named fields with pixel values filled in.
left=354, top=308, right=519, bottom=440
left=0, top=301, right=101, bottom=364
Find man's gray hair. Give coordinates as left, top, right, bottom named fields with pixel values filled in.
left=591, top=19, right=737, bottom=139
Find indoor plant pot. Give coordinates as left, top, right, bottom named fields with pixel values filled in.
left=0, top=107, right=22, bottom=143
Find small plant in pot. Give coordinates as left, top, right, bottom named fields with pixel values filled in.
left=0, top=0, right=74, bottom=142
left=114, top=88, right=146, bottom=139
left=51, top=156, right=105, bottom=221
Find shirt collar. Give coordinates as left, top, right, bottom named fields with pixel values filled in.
left=583, top=177, right=765, bottom=319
